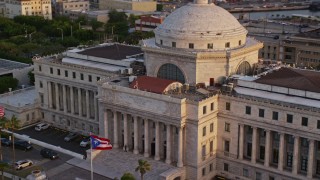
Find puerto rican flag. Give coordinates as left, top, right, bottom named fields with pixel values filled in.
left=90, top=135, right=113, bottom=150
left=0, top=106, right=4, bottom=117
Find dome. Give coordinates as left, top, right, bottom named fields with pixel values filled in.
left=154, top=1, right=248, bottom=51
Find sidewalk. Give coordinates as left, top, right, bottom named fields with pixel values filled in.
left=67, top=148, right=178, bottom=180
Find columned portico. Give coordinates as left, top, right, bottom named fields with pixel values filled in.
left=239, top=124, right=244, bottom=160
left=70, top=86, right=74, bottom=114
left=165, top=124, right=171, bottom=164
left=63, top=85, right=67, bottom=113
left=251, top=127, right=257, bottom=164
left=278, top=133, right=285, bottom=171
left=177, top=126, right=183, bottom=167
left=86, top=90, right=90, bottom=119
left=55, top=83, right=60, bottom=110
left=123, top=113, right=128, bottom=151
left=308, top=139, right=315, bottom=178
left=78, top=88, right=82, bottom=116
left=293, top=136, right=300, bottom=175
left=264, top=130, right=271, bottom=167
left=48, top=82, right=53, bottom=108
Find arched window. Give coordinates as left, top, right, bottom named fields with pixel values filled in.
left=157, top=63, right=185, bottom=83
left=236, top=61, right=251, bottom=75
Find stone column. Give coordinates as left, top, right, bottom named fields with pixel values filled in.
left=63, top=85, right=67, bottom=113
left=177, top=126, right=183, bottom=167
left=165, top=124, right=171, bottom=164
left=86, top=90, right=90, bottom=119
left=100, top=109, right=108, bottom=138
left=133, top=116, right=139, bottom=154
left=264, top=130, right=271, bottom=167
left=292, top=136, right=300, bottom=175
left=278, top=133, right=285, bottom=171
left=78, top=88, right=82, bottom=116
left=251, top=127, right=257, bottom=164
left=144, top=119, right=149, bottom=157
left=155, top=121, right=160, bottom=160
left=307, top=139, right=315, bottom=178
left=94, top=97, right=98, bottom=121
left=239, top=124, right=244, bottom=160
left=70, top=86, right=74, bottom=114
left=48, top=82, right=52, bottom=108
left=123, top=113, right=128, bottom=151
left=55, top=83, right=60, bottom=110
left=113, top=111, right=119, bottom=148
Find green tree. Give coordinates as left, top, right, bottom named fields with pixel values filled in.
left=108, top=10, right=128, bottom=23
left=90, top=19, right=104, bottom=31
left=135, top=159, right=151, bottom=180
left=6, top=116, right=20, bottom=170
left=0, top=161, right=9, bottom=180
left=28, top=70, right=35, bottom=85
left=157, top=4, right=164, bottom=11
left=0, top=117, right=9, bottom=162
left=128, top=14, right=139, bottom=28
left=0, top=76, right=19, bottom=94
left=121, top=172, right=136, bottom=180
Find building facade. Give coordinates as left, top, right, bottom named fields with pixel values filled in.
left=4, top=0, right=52, bottom=19
left=55, top=0, right=89, bottom=16
left=98, top=0, right=156, bottom=12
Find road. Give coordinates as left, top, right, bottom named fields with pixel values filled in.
left=1, top=126, right=112, bottom=180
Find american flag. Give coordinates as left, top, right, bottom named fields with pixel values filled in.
left=0, top=106, right=4, bottom=117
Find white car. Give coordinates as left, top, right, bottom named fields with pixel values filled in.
left=80, top=138, right=91, bottom=147
left=35, top=123, right=50, bottom=131
left=15, top=159, right=33, bottom=170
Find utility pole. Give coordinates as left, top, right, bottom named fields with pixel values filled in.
left=57, top=28, right=64, bottom=41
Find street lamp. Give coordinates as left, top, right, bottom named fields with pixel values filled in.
left=57, top=28, right=63, bottom=41
left=28, top=31, right=36, bottom=42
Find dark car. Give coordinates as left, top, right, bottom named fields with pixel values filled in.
left=64, top=132, right=78, bottom=142
left=1, top=138, right=11, bottom=146
left=14, top=140, right=32, bottom=151
left=40, top=148, right=59, bottom=159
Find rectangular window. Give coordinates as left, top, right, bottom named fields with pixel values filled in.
left=160, top=39, right=163, bottom=45
left=239, top=40, right=242, bottom=45
left=210, top=123, right=213, bottom=132
left=225, top=42, right=230, bottom=48
left=224, top=140, right=230, bottom=152
left=259, top=109, right=264, bottom=117
left=50, top=67, right=53, bottom=74
left=224, top=163, right=229, bottom=171
left=203, top=106, right=207, bottom=114
left=57, top=69, right=60, bottom=75
left=210, top=141, right=213, bottom=153
left=39, top=81, right=43, bottom=88
left=189, top=43, right=194, bottom=49
left=207, top=43, right=213, bottom=49
left=317, top=120, right=320, bottom=129
left=272, top=111, right=278, bottom=120
left=89, top=75, right=92, bottom=82
left=73, top=72, right=76, bottom=79
left=226, top=102, right=230, bottom=110
left=202, top=145, right=206, bottom=157
left=65, top=70, right=68, bottom=77
left=209, top=163, right=213, bottom=172
left=203, top=126, right=206, bottom=137
left=97, top=77, right=100, bottom=81
left=80, top=73, right=84, bottom=80
left=287, top=114, right=293, bottom=123
left=210, top=102, right=214, bottom=111
left=39, top=65, right=42, bottom=72
left=225, top=123, right=230, bottom=132
left=256, top=172, right=262, bottom=180
left=243, top=168, right=249, bottom=177
left=172, top=42, right=176, bottom=47
left=302, top=117, right=308, bottom=126
left=245, top=106, right=251, bottom=115
left=202, top=168, right=205, bottom=176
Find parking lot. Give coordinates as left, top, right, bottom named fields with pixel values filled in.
left=17, top=125, right=90, bottom=155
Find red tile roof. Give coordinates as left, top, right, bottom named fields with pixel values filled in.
left=255, top=68, right=320, bottom=93
left=129, top=76, right=177, bottom=94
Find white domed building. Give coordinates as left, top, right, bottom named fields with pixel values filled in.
left=142, top=0, right=262, bottom=85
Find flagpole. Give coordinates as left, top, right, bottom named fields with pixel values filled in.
left=90, top=133, right=93, bottom=180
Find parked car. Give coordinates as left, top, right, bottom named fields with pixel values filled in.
left=40, top=148, right=59, bottom=159
left=35, top=123, right=50, bottom=131
left=64, top=132, right=78, bottom=142
left=15, top=159, right=33, bottom=170
left=1, top=138, right=11, bottom=146
left=14, top=140, right=33, bottom=151
left=80, top=138, right=91, bottom=147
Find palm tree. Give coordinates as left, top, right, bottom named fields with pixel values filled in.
left=135, top=159, right=151, bottom=180
left=0, top=117, right=9, bottom=161
left=0, top=162, right=9, bottom=180
left=5, top=115, right=20, bottom=170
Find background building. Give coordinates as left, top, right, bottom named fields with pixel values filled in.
left=3, top=0, right=52, bottom=19
left=55, top=0, right=89, bottom=16
left=135, top=15, right=164, bottom=32
left=98, top=0, right=156, bottom=12
left=0, top=59, right=34, bottom=86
